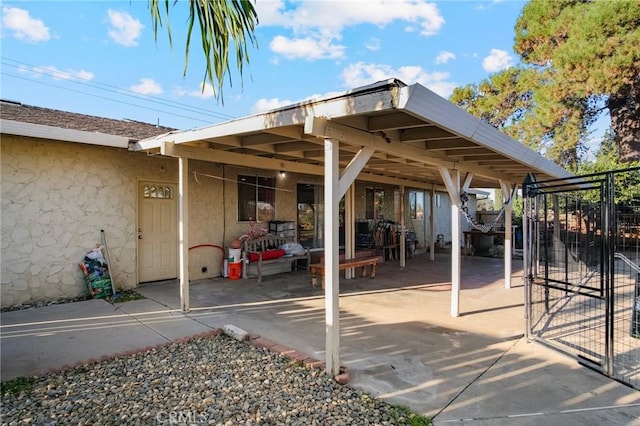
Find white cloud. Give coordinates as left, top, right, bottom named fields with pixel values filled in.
left=107, top=10, right=143, bottom=47
left=1, top=7, right=50, bottom=42
left=257, top=1, right=444, bottom=61
left=182, top=82, right=217, bottom=99
left=435, top=51, right=455, bottom=65
left=257, top=0, right=444, bottom=35
left=251, top=90, right=345, bottom=114
left=482, top=49, right=514, bottom=73
left=19, top=65, right=94, bottom=81
left=365, top=37, right=381, bottom=52
left=130, top=78, right=163, bottom=95
left=269, top=35, right=345, bottom=60
left=251, top=98, right=294, bottom=114
left=172, top=87, right=187, bottom=97
left=341, top=62, right=457, bottom=98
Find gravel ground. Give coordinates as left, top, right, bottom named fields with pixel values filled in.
left=1, top=334, right=426, bottom=425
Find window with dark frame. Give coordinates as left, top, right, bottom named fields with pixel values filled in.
left=237, top=175, right=275, bottom=222
left=365, top=187, right=385, bottom=220
left=409, top=190, right=424, bottom=219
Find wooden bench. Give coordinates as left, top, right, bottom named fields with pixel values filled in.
left=310, top=256, right=378, bottom=289
left=243, top=234, right=310, bottom=283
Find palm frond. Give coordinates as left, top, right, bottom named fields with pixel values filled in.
left=149, top=0, right=258, bottom=103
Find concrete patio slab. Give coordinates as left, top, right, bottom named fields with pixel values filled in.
left=133, top=255, right=640, bottom=423
left=0, top=298, right=213, bottom=380
left=2, top=253, right=639, bottom=424
left=434, top=338, right=640, bottom=425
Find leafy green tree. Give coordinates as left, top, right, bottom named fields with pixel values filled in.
left=578, top=132, right=640, bottom=205
left=149, top=0, right=258, bottom=102
left=451, top=0, right=640, bottom=167
left=450, top=67, right=546, bottom=154
left=515, top=0, right=640, bottom=163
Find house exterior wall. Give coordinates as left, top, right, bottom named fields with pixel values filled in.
left=221, top=167, right=298, bottom=243
left=401, top=189, right=477, bottom=250
left=1, top=133, right=478, bottom=308
left=0, top=136, right=226, bottom=307
left=431, top=192, right=477, bottom=248
left=184, top=160, right=225, bottom=281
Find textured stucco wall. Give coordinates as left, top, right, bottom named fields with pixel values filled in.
left=186, top=161, right=225, bottom=281
left=0, top=136, right=227, bottom=307
left=1, top=133, right=480, bottom=307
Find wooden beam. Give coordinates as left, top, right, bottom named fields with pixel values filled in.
left=476, top=158, right=520, bottom=164
left=275, top=141, right=322, bottom=152
left=400, top=126, right=460, bottom=142
left=368, top=112, right=426, bottom=131
left=438, top=166, right=462, bottom=206
left=339, top=147, right=375, bottom=198
left=162, top=142, right=323, bottom=176
left=264, top=125, right=306, bottom=140
left=424, top=140, right=476, bottom=150
left=161, top=139, right=448, bottom=192
left=206, top=136, right=243, bottom=148
left=462, top=172, right=474, bottom=192
left=446, top=148, right=496, bottom=156
left=305, top=117, right=509, bottom=182
left=240, top=133, right=293, bottom=147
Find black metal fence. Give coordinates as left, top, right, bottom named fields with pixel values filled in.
left=523, top=167, right=640, bottom=389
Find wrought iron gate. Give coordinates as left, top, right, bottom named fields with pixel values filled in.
left=523, top=167, right=640, bottom=389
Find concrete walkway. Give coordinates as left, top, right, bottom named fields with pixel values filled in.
left=2, top=254, right=639, bottom=425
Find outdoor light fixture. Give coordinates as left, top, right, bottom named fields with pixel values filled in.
left=280, top=170, right=286, bottom=177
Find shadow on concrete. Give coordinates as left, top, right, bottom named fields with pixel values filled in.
left=2, top=254, right=639, bottom=424
left=135, top=254, right=640, bottom=423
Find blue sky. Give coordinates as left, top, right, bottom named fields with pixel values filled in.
left=1, top=0, right=527, bottom=131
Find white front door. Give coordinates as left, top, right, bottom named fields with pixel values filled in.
left=138, top=181, right=178, bottom=282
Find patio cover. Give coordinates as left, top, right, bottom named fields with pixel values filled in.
left=135, top=78, right=571, bottom=375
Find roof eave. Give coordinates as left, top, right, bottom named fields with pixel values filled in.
left=1, top=119, right=131, bottom=149
left=397, top=83, right=572, bottom=181
left=134, top=79, right=404, bottom=151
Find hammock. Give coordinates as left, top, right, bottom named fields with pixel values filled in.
left=460, top=187, right=516, bottom=233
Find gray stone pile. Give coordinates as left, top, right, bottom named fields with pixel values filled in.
left=1, top=334, right=413, bottom=425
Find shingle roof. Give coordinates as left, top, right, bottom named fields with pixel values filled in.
left=0, top=100, right=175, bottom=140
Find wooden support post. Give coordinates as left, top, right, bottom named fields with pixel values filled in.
left=400, top=185, right=406, bottom=268
left=500, top=180, right=514, bottom=289
left=324, top=138, right=340, bottom=377
left=430, top=185, right=436, bottom=261
left=451, top=171, right=461, bottom=317
left=345, top=186, right=355, bottom=279
left=179, top=157, right=189, bottom=313
left=438, top=167, right=461, bottom=317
